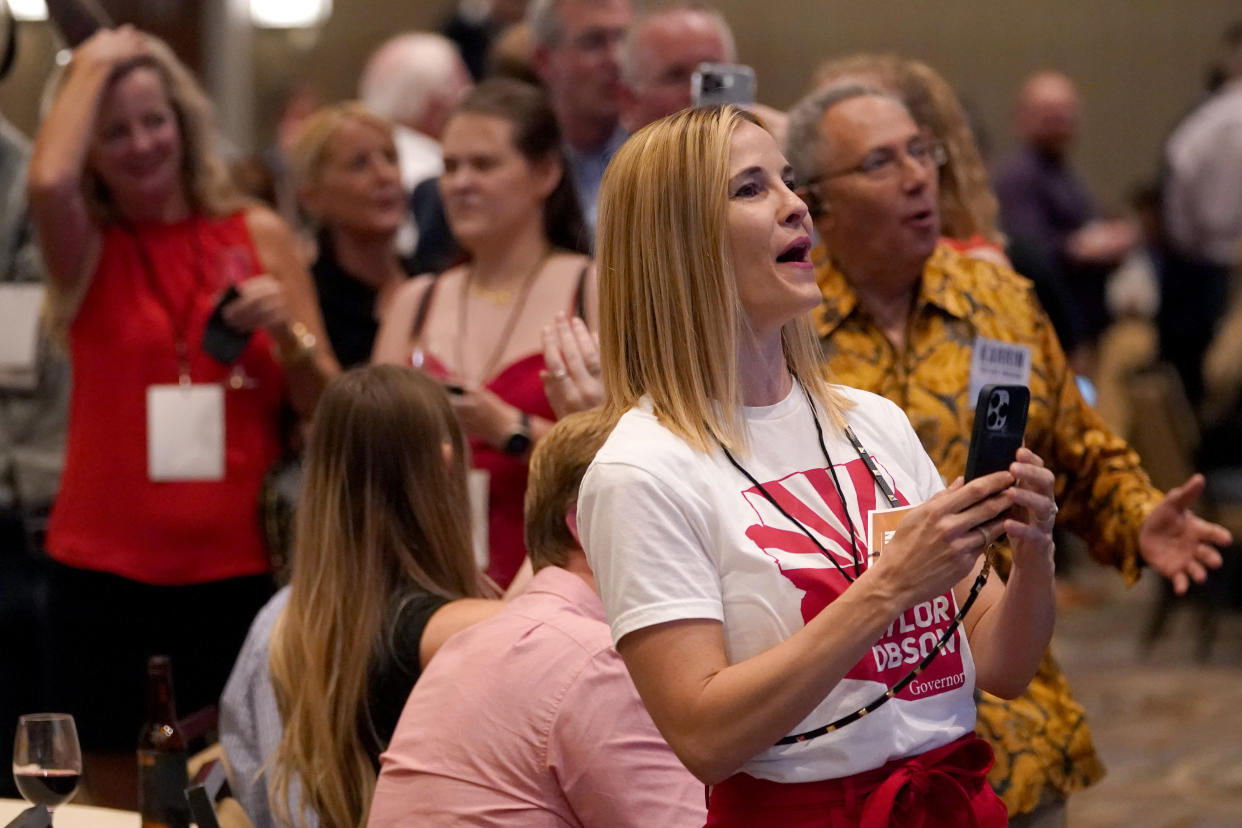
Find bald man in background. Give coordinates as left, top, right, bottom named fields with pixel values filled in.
left=618, top=3, right=734, bottom=131
left=617, top=2, right=788, bottom=142
left=359, top=32, right=473, bottom=190
left=993, top=71, right=1138, bottom=347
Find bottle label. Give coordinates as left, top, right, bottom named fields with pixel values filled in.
left=138, top=749, right=191, bottom=828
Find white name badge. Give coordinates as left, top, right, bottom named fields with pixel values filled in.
left=968, top=337, right=1032, bottom=406
left=0, top=283, right=44, bottom=389
left=468, top=468, right=490, bottom=571
left=146, top=384, right=225, bottom=481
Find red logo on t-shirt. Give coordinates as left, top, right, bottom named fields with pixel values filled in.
left=741, top=457, right=966, bottom=701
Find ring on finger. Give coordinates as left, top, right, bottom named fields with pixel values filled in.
left=977, top=526, right=990, bottom=547
left=1038, top=503, right=1059, bottom=523
left=550, top=369, right=569, bottom=381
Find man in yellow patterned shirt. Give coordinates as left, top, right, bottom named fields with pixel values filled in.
left=785, top=84, right=1232, bottom=826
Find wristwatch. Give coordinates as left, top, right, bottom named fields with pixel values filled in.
left=279, top=321, right=317, bottom=365
left=502, top=411, right=533, bottom=455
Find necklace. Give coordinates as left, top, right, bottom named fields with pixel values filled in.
left=719, top=378, right=992, bottom=744
left=454, top=246, right=551, bottom=383
left=468, top=282, right=517, bottom=305
left=125, top=216, right=207, bottom=385
left=721, top=382, right=896, bottom=584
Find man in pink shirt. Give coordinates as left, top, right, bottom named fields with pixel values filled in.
left=368, top=411, right=705, bottom=827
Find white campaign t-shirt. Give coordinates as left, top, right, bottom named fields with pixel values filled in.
left=578, top=383, right=977, bottom=783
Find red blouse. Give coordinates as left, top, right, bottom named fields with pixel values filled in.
left=47, top=212, right=286, bottom=585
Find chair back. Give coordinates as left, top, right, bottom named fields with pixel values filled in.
left=185, top=748, right=254, bottom=828
left=1124, top=362, right=1199, bottom=491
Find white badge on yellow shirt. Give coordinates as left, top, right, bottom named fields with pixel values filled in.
left=146, top=384, right=224, bottom=481
left=0, top=283, right=45, bottom=390
left=968, top=337, right=1031, bottom=406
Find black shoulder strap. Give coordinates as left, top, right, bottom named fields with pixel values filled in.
left=410, top=276, right=440, bottom=340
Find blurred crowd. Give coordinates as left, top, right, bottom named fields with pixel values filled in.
left=1, top=1, right=1240, bottom=827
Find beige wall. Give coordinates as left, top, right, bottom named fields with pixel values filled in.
left=249, top=0, right=448, bottom=148
left=719, top=0, right=1240, bottom=207
left=3, top=0, right=1238, bottom=205
left=0, top=0, right=450, bottom=148
left=0, top=23, right=61, bottom=138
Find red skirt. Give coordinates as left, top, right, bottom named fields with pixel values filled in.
left=704, top=733, right=1007, bottom=828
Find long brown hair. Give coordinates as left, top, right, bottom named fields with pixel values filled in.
left=268, top=365, right=485, bottom=828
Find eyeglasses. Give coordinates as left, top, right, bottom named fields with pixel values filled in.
left=802, top=136, right=947, bottom=188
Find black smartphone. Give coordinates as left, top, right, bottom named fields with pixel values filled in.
left=964, top=384, right=1030, bottom=481
left=201, top=285, right=252, bottom=365
left=692, top=62, right=756, bottom=107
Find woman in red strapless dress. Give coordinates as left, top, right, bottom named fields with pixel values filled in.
left=373, top=79, right=595, bottom=589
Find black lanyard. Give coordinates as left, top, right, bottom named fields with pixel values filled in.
left=125, top=218, right=207, bottom=384
left=720, top=381, right=900, bottom=583
left=845, top=425, right=901, bottom=509
left=719, top=379, right=992, bottom=744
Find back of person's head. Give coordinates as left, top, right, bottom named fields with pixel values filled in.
left=451, top=78, right=590, bottom=254
left=289, top=101, right=393, bottom=209
left=53, top=30, right=242, bottom=221
left=812, top=53, right=1000, bottom=243
left=359, top=32, right=471, bottom=138
left=597, top=105, right=846, bottom=454
left=269, top=364, right=482, bottom=828
left=524, top=410, right=615, bottom=570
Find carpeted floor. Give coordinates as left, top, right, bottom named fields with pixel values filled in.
left=1057, top=567, right=1242, bottom=827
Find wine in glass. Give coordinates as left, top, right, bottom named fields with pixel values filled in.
left=12, top=713, right=82, bottom=816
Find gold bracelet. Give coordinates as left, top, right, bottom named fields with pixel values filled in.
left=279, top=321, right=317, bottom=365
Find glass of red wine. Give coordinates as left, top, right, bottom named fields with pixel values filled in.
left=12, top=713, right=82, bottom=818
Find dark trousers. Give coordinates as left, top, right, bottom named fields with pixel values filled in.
left=0, top=504, right=52, bottom=798
left=47, top=561, right=272, bottom=751
left=1158, top=247, right=1229, bottom=406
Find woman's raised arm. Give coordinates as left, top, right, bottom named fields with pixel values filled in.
left=27, top=26, right=145, bottom=292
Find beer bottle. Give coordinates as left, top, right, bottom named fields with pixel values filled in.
left=137, top=655, right=190, bottom=828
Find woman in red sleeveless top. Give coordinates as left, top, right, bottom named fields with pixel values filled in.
left=373, top=79, right=595, bottom=589
left=27, top=26, right=336, bottom=799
